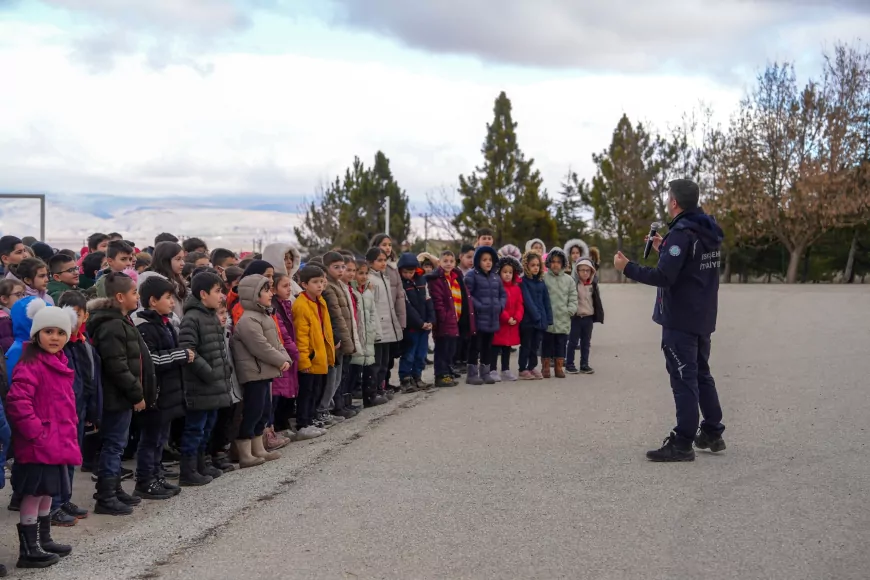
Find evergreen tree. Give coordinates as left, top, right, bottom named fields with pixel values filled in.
left=454, top=91, right=557, bottom=247
left=295, top=151, right=411, bottom=254
left=554, top=168, right=589, bottom=245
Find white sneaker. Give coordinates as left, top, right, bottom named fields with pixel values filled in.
left=328, top=414, right=346, bottom=424
left=296, top=426, right=324, bottom=440
left=489, top=370, right=502, bottom=383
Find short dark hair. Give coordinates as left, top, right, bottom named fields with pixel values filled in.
left=191, top=272, right=223, bottom=300
left=81, top=251, right=105, bottom=278
left=343, top=254, right=357, bottom=264
left=365, top=247, right=386, bottom=263
left=460, top=244, right=475, bottom=255
left=182, top=238, right=208, bottom=254
left=58, top=289, right=88, bottom=311
left=238, top=258, right=253, bottom=271
left=87, top=233, right=109, bottom=251
left=669, top=179, right=700, bottom=211
left=441, top=250, right=455, bottom=258
left=0, top=235, right=23, bottom=258
left=224, top=266, right=244, bottom=287
left=104, top=271, right=135, bottom=299
left=107, top=232, right=123, bottom=240
left=57, top=249, right=76, bottom=259
left=476, top=228, right=493, bottom=238
left=210, top=248, right=237, bottom=268
left=192, top=266, right=219, bottom=278
left=48, top=253, right=75, bottom=274
left=107, top=240, right=134, bottom=260
left=186, top=251, right=209, bottom=264
left=16, top=258, right=47, bottom=284
left=135, top=254, right=152, bottom=270
left=155, top=233, right=179, bottom=245
left=299, top=265, right=325, bottom=284
left=140, top=275, right=176, bottom=308
left=322, top=251, right=345, bottom=267
left=355, top=259, right=367, bottom=270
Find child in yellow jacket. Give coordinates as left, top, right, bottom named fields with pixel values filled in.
left=292, top=266, right=335, bottom=440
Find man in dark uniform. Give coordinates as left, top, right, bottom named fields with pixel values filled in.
left=613, top=179, right=726, bottom=462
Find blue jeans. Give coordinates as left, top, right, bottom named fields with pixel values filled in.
left=567, top=316, right=594, bottom=368
left=661, top=328, right=724, bottom=441
left=135, top=410, right=171, bottom=481
left=400, top=331, right=429, bottom=378
left=97, top=409, right=133, bottom=479
left=181, top=410, right=218, bottom=457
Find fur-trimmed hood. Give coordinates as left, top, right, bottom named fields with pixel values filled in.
left=472, top=246, right=499, bottom=275
left=498, top=244, right=522, bottom=262
left=262, top=243, right=301, bottom=277
left=497, top=256, right=522, bottom=283
left=545, top=247, right=568, bottom=271
left=563, top=238, right=590, bottom=262
left=525, top=238, right=547, bottom=255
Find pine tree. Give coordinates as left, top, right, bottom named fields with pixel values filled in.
left=454, top=91, right=556, bottom=247
left=295, top=151, right=411, bottom=254
left=554, top=168, right=589, bottom=245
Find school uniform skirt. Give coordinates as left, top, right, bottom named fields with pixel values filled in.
left=12, top=463, right=71, bottom=498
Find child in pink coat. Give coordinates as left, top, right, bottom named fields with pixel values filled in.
left=270, top=273, right=299, bottom=442
left=6, top=300, right=81, bottom=569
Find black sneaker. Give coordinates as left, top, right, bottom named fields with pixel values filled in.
left=120, top=467, right=134, bottom=481
left=646, top=432, right=695, bottom=462
left=50, top=508, right=78, bottom=527
left=7, top=495, right=20, bottom=512
left=61, top=501, right=88, bottom=519
left=363, top=394, right=388, bottom=408
left=133, top=479, right=173, bottom=501
left=438, top=375, right=456, bottom=388
left=156, top=477, right=182, bottom=496
left=580, top=366, right=595, bottom=374
left=565, top=365, right=580, bottom=374
left=452, top=370, right=461, bottom=379
left=694, top=430, right=726, bottom=453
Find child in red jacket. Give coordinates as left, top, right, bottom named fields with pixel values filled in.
left=491, top=256, right=524, bottom=382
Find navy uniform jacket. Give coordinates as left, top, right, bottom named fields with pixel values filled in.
left=623, top=208, right=724, bottom=336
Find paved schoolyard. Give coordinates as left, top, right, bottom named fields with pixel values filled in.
left=10, top=285, right=870, bottom=580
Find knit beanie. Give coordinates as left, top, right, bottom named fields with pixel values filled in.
left=242, top=259, right=274, bottom=278
left=27, top=299, right=77, bottom=339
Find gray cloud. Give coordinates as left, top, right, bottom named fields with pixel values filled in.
left=326, top=0, right=870, bottom=74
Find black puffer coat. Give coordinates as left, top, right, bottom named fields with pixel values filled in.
left=178, top=296, right=233, bottom=411
left=133, top=309, right=188, bottom=420
left=86, top=298, right=157, bottom=412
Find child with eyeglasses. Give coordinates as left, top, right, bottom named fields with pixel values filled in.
left=47, top=254, right=81, bottom=304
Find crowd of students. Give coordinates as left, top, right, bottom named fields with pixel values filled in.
left=0, top=227, right=603, bottom=573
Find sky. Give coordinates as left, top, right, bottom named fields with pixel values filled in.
left=1, top=0, right=867, bottom=205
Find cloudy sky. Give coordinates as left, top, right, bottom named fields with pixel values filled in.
left=1, top=0, right=865, bottom=203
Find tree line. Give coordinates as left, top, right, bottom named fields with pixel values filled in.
left=295, top=41, right=870, bottom=283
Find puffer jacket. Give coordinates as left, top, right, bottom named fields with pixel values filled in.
left=426, top=267, right=475, bottom=338
left=178, top=295, right=234, bottom=411
left=385, top=262, right=407, bottom=329
left=272, top=297, right=300, bottom=398
left=520, top=252, right=553, bottom=331
left=0, top=308, right=13, bottom=354
left=262, top=243, right=303, bottom=299
left=368, top=269, right=403, bottom=344
left=232, top=275, right=291, bottom=384
left=350, top=281, right=380, bottom=366
left=543, top=249, right=578, bottom=335
left=397, top=253, right=435, bottom=332
left=7, top=350, right=81, bottom=466
left=87, top=298, right=157, bottom=411
left=292, top=292, right=335, bottom=375
left=493, top=256, right=524, bottom=347
left=464, top=246, right=506, bottom=334
left=133, top=308, right=188, bottom=420
left=4, top=297, right=40, bottom=384
left=322, top=277, right=354, bottom=355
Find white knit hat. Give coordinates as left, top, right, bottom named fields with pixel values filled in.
left=576, top=257, right=596, bottom=272
left=27, top=299, right=78, bottom=339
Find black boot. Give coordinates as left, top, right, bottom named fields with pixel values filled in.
left=179, top=456, right=212, bottom=486
left=16, top=523, right=59, bottom=568
left=197, top=454, right=223, bottom=479
left=694, top=429, right=727, bottom=453
left=646, top=432, right=696, bottom=462
left=212, top=452, right=237, bottom=473
left=94, top=477, right=134, bottom=516
left=156, top=476, right=182, bottom=497
left=115, top=479, right=142, bottom=506
left=7, top=492, right=21, bottom=512
left=37, top=516, right=72, bottom=557
left=134, top=478, right=173, bottom=500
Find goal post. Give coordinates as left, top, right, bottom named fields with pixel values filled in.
left=0, top=193, right=46, bottom=242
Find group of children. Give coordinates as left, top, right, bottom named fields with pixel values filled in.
left=0, top=228, right=603, bottom=573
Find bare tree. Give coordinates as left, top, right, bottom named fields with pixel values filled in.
left=425, top=186, right=464, bottom=243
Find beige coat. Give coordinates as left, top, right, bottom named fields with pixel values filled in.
left=232, top=275, right=291, bottom=384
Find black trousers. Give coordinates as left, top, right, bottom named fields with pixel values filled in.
left=542, top=332, right=568, bottom=359
left=518, top=328, right=543, bottom=371
left=373, top=343, right=392, bottom=393
left=567, top=316, right=594, bottom=368
left=297, top=373, right=326, bottom=428
left=434, top=336, right=457, bottom=377
left=490, top=345, right=512, bottom=372
left=662, top=328, right=725, bottom=441
left=468, top=332, right=494, bottom=366
left=239, top=380, right=271, bottom=439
